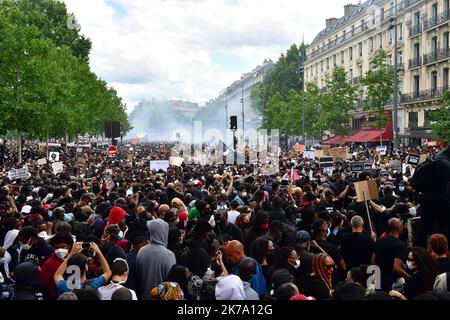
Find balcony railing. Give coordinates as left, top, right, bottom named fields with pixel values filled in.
left=423, top=11, right=450, bottom=31
left=408, top=23, right=422, bottom=37
left=408, top=56, right=422, bottom=69
left=400, top=86, right=450, bottom=103
left=423, top=48, right=450, bottom=65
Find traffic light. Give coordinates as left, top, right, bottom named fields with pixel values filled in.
left=230, top=116, right=237, bottom=130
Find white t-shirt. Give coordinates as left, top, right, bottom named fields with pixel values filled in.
left=98, top=283, right=138, bottom=300
left=227, top=210, right=240, bottom=224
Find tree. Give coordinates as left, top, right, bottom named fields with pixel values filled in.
left=361, top=49, right=394, bottom=145
left=431, top=91, right=450, bottom=142
left=319, top=67, right=359, bottom=137
left=304, top=82, right=326, bottom=140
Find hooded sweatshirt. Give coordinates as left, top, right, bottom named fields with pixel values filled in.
left=136, top=219, right=176, bottom=300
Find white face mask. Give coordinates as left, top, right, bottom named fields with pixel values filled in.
left=294, top=259, right=301, bottom=269
left=406, top=261, right=415, bottom=270
left=326, top=228, right=331, bottom=237
left=55, top=248, right=69, bottom=260
left=20, top=239, right=33, bottom=251
left=241, top=192, right=248, bottom=198
left=38, top=231, right=48, bottom=239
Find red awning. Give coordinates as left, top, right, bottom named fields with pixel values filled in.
left=321, top=136, right=346, bottom=145
left=346, top=130, right=392, bottom=143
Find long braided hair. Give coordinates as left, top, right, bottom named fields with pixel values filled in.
left=312, top=253, right=333, bottom=295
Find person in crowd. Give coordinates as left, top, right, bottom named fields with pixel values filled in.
left=224, top=240, right=267, bottom=296
left=372, top=218, right=410, bottom=292
left=125, top=236, right=150, bottom=298
left=237, top=258, right=260, bottom=300
left=166, top=265, right=193, bottom=300
left=214, top=275, right=245, bottom=300
left=13, top=261, right=45, bottom=300
left=39, top=233, right=74, bottom=300
left=244, top=211, right=270, bottom=252
left=183, top=219, right=214, bottom=278
left=53, top=242, right=111, bottom=297
left=227, top=201, right=240, bottom=225
left=302, top=253, right=335, bottom=300
left=250, top=236, right=275, bottom=281
left=294, top=230, right=314, bottom=284
left=339, top=215, right=375, bottom=270
left=17, top=226, right=54, bottom=266
left=274, top=282, right=300, bottom=300
left=427, top=233, right=450, bottom=274
left=98, top=258, right=138, bottom=300
left=137, top=219, right=176, bottom=299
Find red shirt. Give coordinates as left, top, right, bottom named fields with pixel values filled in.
left=39, top=253, right=63, bottom=300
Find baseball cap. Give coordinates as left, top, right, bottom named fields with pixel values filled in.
left=290, top=294, right=316, bottom=301
left=296, top=230, right=311, bottom=243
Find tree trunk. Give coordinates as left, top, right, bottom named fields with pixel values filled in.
left=64, top=131, right=68, bottom=154
left=46, top=131, right=49, bottom=159
left=17, top=132, right=22, bottom=164
left=380, top=127, right=383, bottom=146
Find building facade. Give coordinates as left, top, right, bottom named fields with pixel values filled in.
left=219, top=59, right=275, bottom=131
left=305, top=0, right=450, bottom=145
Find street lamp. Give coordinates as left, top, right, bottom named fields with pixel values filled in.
left=392, top=0, right=400, bottom=150
left=300, top=42, right=306, bottom=146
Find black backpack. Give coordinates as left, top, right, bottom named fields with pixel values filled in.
left=411, top=158, right=438, bottom=193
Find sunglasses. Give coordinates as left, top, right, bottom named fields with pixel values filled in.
left=324, top=264, right=336, bottom=270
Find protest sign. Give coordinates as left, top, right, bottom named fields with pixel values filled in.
left=303, top=151, right=315, bottom=160
left=169, top=156, right=184, bottom=167
left=322, top=145, right=331, bottom=156
left=376, top=146, right=387, bottom=155
left=52, top=162, right=64, bottom=175
left=364, top=162, right=373, bottom=170
left=328, top=147, right=348, bottom=161
left=293, top=144, right=305, bottom=152
left=350, top=162, right=364, bottom=172
left=354, top=179, right=379, bottom=203
left=66, top=168, right=79, bottom=176
left=314, top=150, right=324, bottom=158
left=37, top=158, right=47, bottom=166
left=49, top=152, right=59, bottom=162
left=407, top=154, right=421, bottom=166
left=323, top=167, right=334, bottom=176
left=75, top=157, right=87, bottom=168
left=389, top=160, right=402, bottom=171
left=8, top=167, right=30, bottom=181
left=319, top=157, right=334, bottom=168
left=150, top=160, right=170, bottom=172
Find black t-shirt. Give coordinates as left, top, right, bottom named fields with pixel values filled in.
left=339, top=231, right=374, bottom=270
left=381, top=194, right=397, bottom=209
left=374, top=236, right=407, bottom=290
left=312, top=239, right=343, bottom=266
left=301, top=275, right=331, bottom=300
left=437, top=257, right=450, bottom=274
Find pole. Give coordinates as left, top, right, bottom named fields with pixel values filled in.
left=241, top=81, right=245, bottom=144
left=393, top=0, right=399, bottom=150
left=363, top=189, right=374, bottom=234
left=301, top=39, right=306, bottom=146
left=225, top=92, right=228, bottom=133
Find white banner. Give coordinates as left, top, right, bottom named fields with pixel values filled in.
left=37, top=158, right=47, bottom=166
left=150, top=160, right=170, bottom=172
left=8, top=167, right=31, bottom=181
left=376, top=146, right=387, bottom=155
left=169, top=157, right=184, bottom=167
left=303, top=151, right=315, bottom=160
left=52, top=162, right=64, bottom=175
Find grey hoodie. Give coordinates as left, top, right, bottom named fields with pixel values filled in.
left=136, top=219, right=176, bottom=299
left=243, top=281, right=260, bottom=300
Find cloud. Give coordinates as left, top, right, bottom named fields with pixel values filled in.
left=63, top=0, right=350, bottom=112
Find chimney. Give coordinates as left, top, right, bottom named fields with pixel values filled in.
left=344, top=3, right=358, bottom=16
left=326, top=18, right=339, bottom=28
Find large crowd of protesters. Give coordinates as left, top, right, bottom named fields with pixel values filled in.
left=0, top=139, right=450, bottom=301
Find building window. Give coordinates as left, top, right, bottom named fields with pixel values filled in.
left=432, top=36, right=438, bottom=54
left=444, top=68, right=449, bottom=88
left=321, top=61, right=324, bottom=72
left=388, top=29, right=393, bottom=44
left=414, top=43, right=420, bottom=59
left=432, top=3, right=438, bottom=22
left=351, top=25, right=355, bottom=36
left=358, top=42, right=363, bottom=56
left=414, top=11, right=421, bottom=29
left=444, top=32, right=449, bottom=49
left=349, top=69, right=353, bottom=82
left=398, top=23, right=403, bottom=40
left=349, top=47, right=353, bottom=61
left=378, top=32, right=383, bottom=48
left=414, top=75, right=420, bottom=95
left=409, top=111, right=418, bottom=128
left=369, top=37, right=374, bottom=52
left=431, top=71, right=438, bottom=91
left=333, top=54, right=336, bottom=66
left=326, top=58, right=329, bottom=70
left=341, top=51, right=345, bottom=64
left=358, top=66, right=363, bottom=77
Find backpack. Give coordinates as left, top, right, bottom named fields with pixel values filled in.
left=411, top=158, right=438, bottom=193
left=187, top=275, right=217, bottom=300
left=177, top=246, right=191, bottom=266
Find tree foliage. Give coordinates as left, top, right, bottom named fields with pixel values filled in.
left=432, top=91, right=450, bottom=142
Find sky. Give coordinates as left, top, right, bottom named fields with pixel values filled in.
left=63, top=0, right=350, bottom=112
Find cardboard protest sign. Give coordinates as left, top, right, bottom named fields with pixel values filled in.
left=322, top=145, right=331, bottom=156
left=328, top=147, right=348, bottom=161
left=364, top=162, right=373, bottom=170
left=303, top=151, right=315, bottom=160
left=354, top=179, right=379, bottom=203
left=150, top=160, right=170, bottom=172
left=376, top=146, right=387, bottom=155
left=52, top=162, right=64, bottom=175
left=314, top=150, right=324, bottom=158
left=319, top=157, right=334, bottom=168
left=8, top=167, right=30, bottom=181
left=49, top=152, right=60, bottom=162
left=323, top=167, right=334, bottom=176
left=389, top=160, right=402, bottom=171
left=419, top=154, right=428, bottom=165
left=407, top=154, right=421, bottom=166
left=169, top=156, right=184, bottom=167
left=350, top=162, right=364, bottom=172
left=37, top=158, right=47, bottom=166
left=293, top=144, right=305, bottom=152
left=75, top=157, right=87, bottom=168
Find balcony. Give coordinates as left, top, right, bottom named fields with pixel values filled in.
left=408, top=56, right=422, bottom=69
left=408, top=23, right=422, bottom=37
left=400, top=86, right=450, bottom=104
left=423, top=11, right=450, bottom=31
left=423, top=48, right=450, bottom=65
